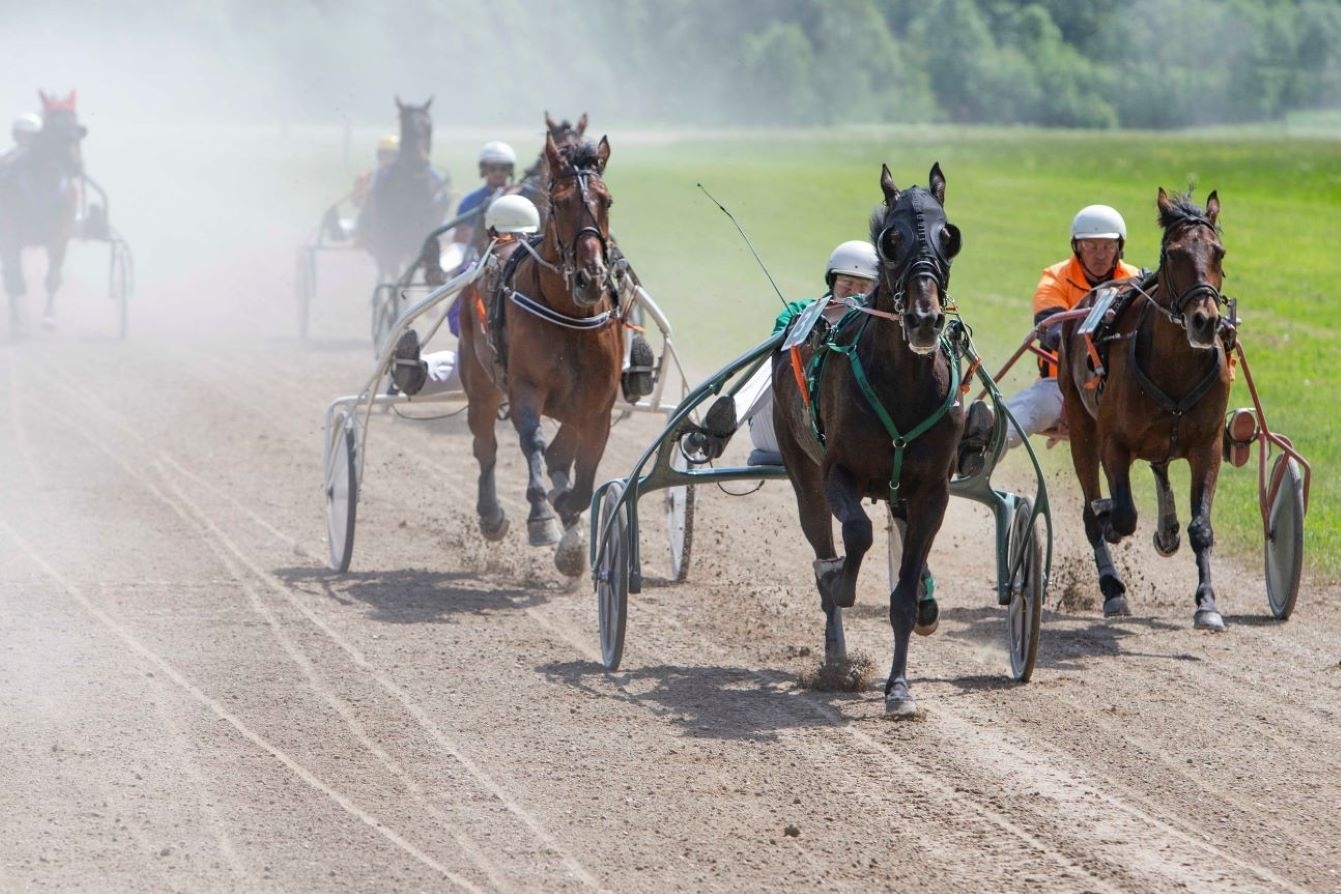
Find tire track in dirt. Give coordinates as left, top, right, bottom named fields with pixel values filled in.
left=22, top=370, right=602, bottom=892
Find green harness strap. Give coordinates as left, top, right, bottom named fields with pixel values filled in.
left=822, top=315, right=962, bottom=504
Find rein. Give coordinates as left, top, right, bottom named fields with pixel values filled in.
left=546, top=168, right=613, bottom=297
left=1126, top=301, right=1224, bottom=462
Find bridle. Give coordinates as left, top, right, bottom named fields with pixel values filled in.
left=520, top=166, right=612, bottom=299
left=872, top=190, right=955, bottom=323
left=1149, top=219, right=1226, bottom=328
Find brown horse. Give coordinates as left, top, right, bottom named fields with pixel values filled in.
left=1058, top=189, right=1230, bottom=629
left=457, top=133, right=622, bottom=577
left=773, top=163, right=965, bottom=716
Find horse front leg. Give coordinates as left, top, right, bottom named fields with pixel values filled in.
left=781, top=456, right=847, bottom=665
left=550, top=415, right=612, bottom=578
left=884, top=486, right=949, bottom=717
left=467, top=384, right=508, bottom=541
left=1151, top=462, right=1181, bottom=556
left=822, top=463, right=872, bottom=612
left=1187, top=444, right=1225, bottom=631
left=510, top=390, right=560, bottom=546
left=42, top=241, right=67, bottom=329
left=1069, top=414, right=1129, bottom=615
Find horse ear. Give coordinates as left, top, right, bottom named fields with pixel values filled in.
left=880, top=164, right=900, bottom=205
left=577, top=113, right=588, bottom=136
left=424, top=95, right=433, bottom=111
left=545, top=110, right=558, bottom=133
left=1205, top=190, right=1220, bottom=226
left=395, top=95, right=404, bottom=111
left=39, top=89, right=52, bottom=110
left=595, top=135, right=611, bottom=173
left=929, top=162, right=946, bottom=205
left=67, top=90, right=77, bottom=111
left=1157, top=186, right=1172, bottom=216
left=544, top=132, right=563, bottom=172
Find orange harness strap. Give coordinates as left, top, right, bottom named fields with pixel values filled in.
left=790, top=345, right=812, bottom=416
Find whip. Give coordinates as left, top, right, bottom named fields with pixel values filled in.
left=697, top=183, right=789, bottom=310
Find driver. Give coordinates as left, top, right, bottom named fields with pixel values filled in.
left=390, top=194, right=540, bottom=397
left=959, top=204, right=1142, bottom=469
left=454, top=141, right=516, bottom=247
left=687, top=240, right=880, bottom=465
left=1, top=113, right=42, bottom=164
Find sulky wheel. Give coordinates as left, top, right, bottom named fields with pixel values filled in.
left=595, top=481, right=632, bottom=671
left=325, top=410, right=358, bottom=572
left=1006, top=496, right=1043, bottom=682
left=665, top=447, right=695, bottom=582
left=1264, top=455, right=1305, bottom=620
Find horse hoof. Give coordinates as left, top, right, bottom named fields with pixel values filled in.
left=554, top=528, right=586, bottom=578
left=479, top=513, right=509, bottom=542
left=1194, top=607, right=1226, bottom=631
left=527, top=517, right=561, bottom=547
left=914, top=598, right=939, bottom=636
left=885, top=694, right=919, bottom=719
left=1103, top=595, right=1131, bottom=617
left=1153, top=530, right=1181, bottom=557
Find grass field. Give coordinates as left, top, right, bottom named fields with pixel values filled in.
left=303, top=124, right=1341, bottom=580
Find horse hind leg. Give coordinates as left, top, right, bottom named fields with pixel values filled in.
left=544, top=424, right=579, bottom=507
left=1151, top=462, right=1181, bottom=556
left=823, top=464, right=872, bottom=613
left=1069, top=414, right=1129, bottom=616
left=782, top=454, right=847, bottom=665
left=467, top=384, right=509, bottom=541
left=1, top=244, right=24, bottom=330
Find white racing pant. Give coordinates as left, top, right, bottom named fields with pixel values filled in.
left=413, top=350, right=463, bottom=397
left=1003, top=377, right=1063, bottom=449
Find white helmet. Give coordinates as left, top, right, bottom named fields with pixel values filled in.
left=825, top=240, right=879, bottom=286
left=478, top=141, right=516, bottom=166
left=12, top=113, right=41, bottom=135
left=1071, top=204, right=1127, bottom=241
left=485, top=194, right=540, bottom=235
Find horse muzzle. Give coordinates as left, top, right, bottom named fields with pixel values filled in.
left=572, top=263, right=608, bottom=308
left=903, top=308, right=945, bottom=355
left=1185, top=305, right=1220, bottom=350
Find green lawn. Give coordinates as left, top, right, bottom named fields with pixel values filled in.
left=299, top=125, right=1341, bottom=579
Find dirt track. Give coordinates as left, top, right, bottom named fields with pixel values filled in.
left=3, top=138, right=1341, bottom=891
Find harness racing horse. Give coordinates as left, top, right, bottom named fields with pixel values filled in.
left=458, top=134, right=623, bottom=577
left=773, top=163, right=965, bottom=716
left=361, top=97, right=448, bottom=284
left=0, top=90, right=86, bottom=332
left=1058, top=189, right=1231, bottom=629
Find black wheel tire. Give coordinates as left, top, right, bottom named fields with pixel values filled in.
left=325, top=414, right=358, bottom=572
left=1265, top=455, right=1304, bottom=620
left=1007, top=497, right=1043, bottom=682
left=666, top=448, right=695, bottom=582
left=596, top=481, right=631, bottom=671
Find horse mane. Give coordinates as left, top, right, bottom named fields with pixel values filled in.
left=868, top=205, right=888, bottom=245
left=558, top=140, right=603, bottom=173
left=1158, top=192, right=1219, bottom=235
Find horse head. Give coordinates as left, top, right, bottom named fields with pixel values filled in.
left=871, top=162, right=961, bottom=354
left=543, top=132, right=612, bottom=309
left=37, top=89, right=86, bottom=175
left=1155, top=188, right=1223, bottom=350
left=393, top=95, right=433, bottom=162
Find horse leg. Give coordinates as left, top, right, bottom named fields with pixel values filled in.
left=782, top=457, right=846, bottom=664
left=544, top=424, right=580, bottom=507
left=42, top=241, right=67, bottom=329
left=1102, top=441, right=1139, bottom=543
left=551, top=415, right=613, bottom=578
left=1, top=242, right=24, bottom=329
left=1151, top=462, right=1181, bottom=556
left=1069, top=415, right=1129, bottom=615
left=1187, top=445, right=1225, bottom=631
left=822, top=463, right=871, bottom=613
left=467, top=385, right=509, bottom=541
left=887, top=509, right=939, bottom=635
left=885, top=487, right=949, bottom=717
left=509, top=391, right=560, bottom=546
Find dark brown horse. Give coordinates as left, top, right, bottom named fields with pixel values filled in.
left=1058, top=189, right=1230, bottom=629
left=0, top=90, right=86, bottom=332
left=360, top=97, right=448, bottom=283
left=457, top=133, right=622, bottom=576
left=773, top=163, right=965, bottom=716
